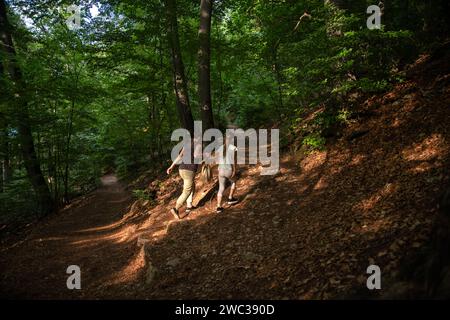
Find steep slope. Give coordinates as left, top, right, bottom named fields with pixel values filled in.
left=130, top=43, right=450, bottom=299
left=1, top=44, right=449, bottom=299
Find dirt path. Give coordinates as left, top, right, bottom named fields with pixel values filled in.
left=0, top=174, right=142, bottom=299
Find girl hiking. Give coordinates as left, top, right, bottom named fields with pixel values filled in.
left=215, top=133, right=239, bottom=213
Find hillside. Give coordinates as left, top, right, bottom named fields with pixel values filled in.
left=1, top=45, right=449, bottom=299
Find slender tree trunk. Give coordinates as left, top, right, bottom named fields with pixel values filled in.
left=63, top=99, right=75, bottom=203
left=0, top=0, right=54, bottom=214
left=216, top=30, right=223, bottom=128
left=0, top=115, right=11, bottom=192
left=50, top=101, right=60, bottom=208
left=198, top=0, right=214, bottom=130
left=272, top=45, right=283, bottom=120
left=165, top=0, right=194, bottom=135
left=158, top=37, right=166, bottom=155
left=0, top=15, right=11, bottom=193
left=0, top=158, right=3, bottom=193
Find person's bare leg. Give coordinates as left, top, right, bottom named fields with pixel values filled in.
left=217, top=175, right=226, bottom=212
left=229, top=182, right=236, bottom=199
left=217, top=193, right=223, bottom=208
left=226, top=178, right=239, bottom=205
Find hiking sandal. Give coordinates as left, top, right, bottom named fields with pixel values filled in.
left=227, top=197, right=239, bottom=205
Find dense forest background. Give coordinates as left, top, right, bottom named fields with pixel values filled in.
left=1, top=0, right=449, bottom=225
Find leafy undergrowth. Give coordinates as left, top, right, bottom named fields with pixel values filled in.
left=1, top=46, right=449, bottom=299
left=127, top=45, right=450, bottom=299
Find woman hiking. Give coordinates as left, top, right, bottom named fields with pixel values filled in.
left=166, top=137, right=202, bottom=219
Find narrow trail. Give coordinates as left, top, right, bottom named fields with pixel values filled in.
left=0, top=174, right=140, bottom=299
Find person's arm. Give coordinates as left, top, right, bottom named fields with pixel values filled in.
left=167, top=148, right=184, bottom=174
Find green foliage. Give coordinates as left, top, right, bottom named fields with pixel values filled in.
left=132, top=189, right=155, bottom=203
left=336, top=108, right=351, bottom=124
left=0, top=173, right=40, bottom=224
left=302, top=133, right=326, bottom=152
left=1, top=0, right=446, bottom=221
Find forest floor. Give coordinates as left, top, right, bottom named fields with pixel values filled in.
left=1, top=47, right=449, bottom=299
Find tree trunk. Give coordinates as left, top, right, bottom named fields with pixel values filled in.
left=63, top=99, right=75, bottom=203
left=198, top=0, right=214, bottom=131
left=216, top=30, right=223, bottom=128
left=271, top=44, right=283, bottom=121
left=0, top=0, right=54, bottom=214
left=0, top=115, right=11, bottom=192
left=165, top=0, right=195, bottom=135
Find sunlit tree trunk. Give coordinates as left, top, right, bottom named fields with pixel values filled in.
left=0, top=0, right=54, bottom=214
left=198, top=0, right=214, bottom=131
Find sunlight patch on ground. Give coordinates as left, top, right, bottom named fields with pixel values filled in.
left=349, top=154, right=366, bottom=166
left=353, top=183, right=398, bottom=213
left=69, top=228, right=133, bottom=248
left=300, top=150, right=328, bottom=172
left=101, top=174, right=118, bottom=185
left=105, top=248, right=146, bottom=286
left=402, top=134, right=447, bottom=173
left=32, top=236, right=66, bottom=242
left=313, top=176, right=328, bottom=191
left=402, top=134, right=445, bottom=162
left=73, top=221, right=124, bottom=233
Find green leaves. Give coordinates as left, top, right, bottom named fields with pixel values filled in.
left=302, top=133, right=326, bottom=152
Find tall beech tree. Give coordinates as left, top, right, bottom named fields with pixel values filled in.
left=0, top=0, right=54, bottom=214
left=198, top=0, right=214, bottom=130
left=166, top=0, right=195, bottom=135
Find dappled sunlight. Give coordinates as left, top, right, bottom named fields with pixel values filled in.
left=101, top=248, right=146, bottom=287
left=300, top=150, right=328, bottom=172
left=32, top=236, right=67, bottom=243
left=409, top=161, right=436, bottom=173
left=329, top=148, right=351, bottom=164
left=313, top=176, right=329, bottom=191
left=352, top=218, right=390, bottom=235
left=349, top=154, right=366, bottom=166
left=73, top=220, right=125, bottom=234
left=353, top=183, right=398, bottom=213
left=402, top=134, right=448, bottom=173
left=324, top=148, right=352, bottom=175
left=69, top=226, right=136, bottom=249
left=402, top=134, right=446, bottom=162
left=391, top=116, right=404, bottom=128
